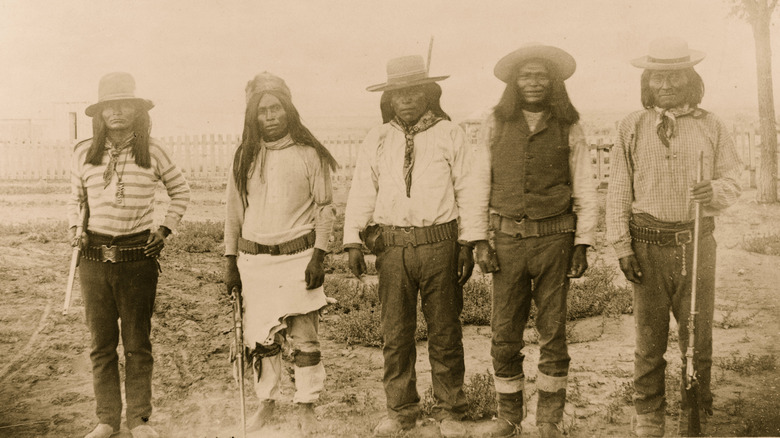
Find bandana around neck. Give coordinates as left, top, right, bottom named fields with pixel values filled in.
left=103, top=135, right=135, bottom=189
left=390, top=110, right=444, bottom=197
left=654, top=105, right=695, bottom=148
left=256, top=134, right=295, bottom=183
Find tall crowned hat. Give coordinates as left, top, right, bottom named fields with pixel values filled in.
left=85, top=72, right=154, bottom=117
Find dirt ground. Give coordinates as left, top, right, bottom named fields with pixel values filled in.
left=0, top=180, right=778, bottom=438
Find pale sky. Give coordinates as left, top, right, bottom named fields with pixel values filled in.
left=0, top=0, right=777, bottom=136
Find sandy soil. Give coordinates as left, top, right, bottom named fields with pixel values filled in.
left=0, top=181, right=778, bottom=437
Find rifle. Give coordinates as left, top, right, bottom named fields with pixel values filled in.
left=63, top=202, right=89, bottom=316
left=684, top=151, right=704, bottom=436
left=230, top=286, right=247, bottom=438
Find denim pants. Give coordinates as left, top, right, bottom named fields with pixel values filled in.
left=376, top=239, right=467, bottom=421
left=253, top=310, right=326, bottom=404
left=491, top=231, right=573, bottom=424
left=631, top=222, right=715, bottom=416
left=80, top=232, right=158, bottom=430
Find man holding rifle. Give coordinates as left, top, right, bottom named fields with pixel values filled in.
left=606, top=37, right=742, bottom=437
left=68, top=72, right=190, bottom=438
left=223, top=72, right=338, bottom=435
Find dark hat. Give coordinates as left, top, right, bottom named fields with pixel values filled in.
left=631, top=37, right=705, bottom=70
left=245, top=72, right=292, bottom=103
left=367, top=55, right=449, bottom=92
left=494, top=43, right=576, bottom=83
left=85, top=72, right=154, bottom=117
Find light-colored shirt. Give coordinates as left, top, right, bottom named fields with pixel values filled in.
left=224, top=135, right=335, bottom=255
left=478, top=112, right=598, bottom=247
left=343, top=119, right=490, bottom=245
left=68, top=138, right=190, bottom=235
left=606, top=108, right=743, bottom=259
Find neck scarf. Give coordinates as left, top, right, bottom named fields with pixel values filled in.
left=103, top=135, right=135, bottom=189
left=655, top=105, right=694, bottom=148
left=390, top=110, right=444, bottom=197
left=255, top=134, right=295, bottom=183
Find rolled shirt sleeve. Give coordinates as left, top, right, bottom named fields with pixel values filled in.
left=568, top=123, right=598, bottom=247
left=450, top=123, right=490, bottom=243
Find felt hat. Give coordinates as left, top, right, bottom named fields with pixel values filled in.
left=245, top=72, right=292, bottom=103
left=631, top=37, right=705, bottom=70
left=494, top=42, right=576, bottom=83
left=367, top=55, right=449, bottom=92
left=85, top=72, right=154, bottom=117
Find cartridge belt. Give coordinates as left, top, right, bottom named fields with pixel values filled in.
left=380, top=220, right=458, bottom=247
left=490, top=213, right=576, bottom=239
left=629, top=217, right=715, bottom=246
left=238, top=230, right=315, bottom=256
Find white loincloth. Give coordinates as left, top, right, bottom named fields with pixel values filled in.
left=237, top=247, right=328, bottom=347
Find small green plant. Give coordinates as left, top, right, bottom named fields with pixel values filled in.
left=605, top=380, right=634, bottom=423
left=168, top=220, right=224, bottom=253
left=741, top=232, right=780, bottom=256
left=461, top=276, right=492, bottom=326
left=716, top=353, right=776, bottom=376
left=421, top=371, right=497, bottom=420
left=715, top=302, right=759, bottom=329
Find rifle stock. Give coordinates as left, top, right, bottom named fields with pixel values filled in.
left=684, top=151, right=704, bottom=436
left=231, top=286, right=247, bottom=438
left=63, top=203, right=88, bottom=315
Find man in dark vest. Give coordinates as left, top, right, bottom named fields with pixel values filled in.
left=475, top=43, right=597, bottom=438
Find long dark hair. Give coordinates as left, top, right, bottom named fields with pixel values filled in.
left=84, top=103, right=152, bottom=167
left=493, top=58, right=579, bottom=125
left=640, top=68, right=705, bottom=109
left=379, top=82, right=451, bottom=124
left=232, top=91, right=339, bottom=197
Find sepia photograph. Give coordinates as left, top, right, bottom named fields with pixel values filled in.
left=0, top=1, right=778, bottom=437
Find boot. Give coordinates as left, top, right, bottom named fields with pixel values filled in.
left=247, top=400, right=275, bottom=432
left=84, top=424, right=118, bottom=438
left=631, top=410, right=665, bottom=437
left=373, top=417, right=415, bottom=437
left=486, top=391, right=524, bottom=437
left=538, top=422, right=564, bottom=438
left=297, top=402, right=318, bottom=436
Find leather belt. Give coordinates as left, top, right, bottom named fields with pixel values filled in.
left=380, top=220, right=458, bottom=247
left=82, top=244, right=150, bottom=263
left=490, top=213, right=576, bottom=238
left=239, top=231, right=315, bottom=256
left=629, top=217, right=714, bottom=246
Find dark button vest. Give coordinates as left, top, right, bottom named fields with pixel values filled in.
left=489, top=111, right=572, bottom=220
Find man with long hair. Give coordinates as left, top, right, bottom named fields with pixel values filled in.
left=475, top=44, right=597, bottom=438
left=68, top=72, right=190, bottom=438
left=223, top=72, right=338, bottom=435
left=343, top=55, right=491, bottom=438
left=607, top=37, right=742, bottom=437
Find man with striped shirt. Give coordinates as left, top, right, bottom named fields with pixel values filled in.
left=68, top=72, right=190, bottom=438
left=606, top=38, right=742, bottom=437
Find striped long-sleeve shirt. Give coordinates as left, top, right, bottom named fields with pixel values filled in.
left=606, top=108, right=742, bottom=259
left=67, top=138, right=190, bottom=236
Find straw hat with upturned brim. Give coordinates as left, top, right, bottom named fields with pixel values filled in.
left=494, top=43, right=576, bottom=83
left=367, top=55, right=449, bottom=92
left=630, top=36, right=705, bottom=70
left=85, top=72, right=154, bottom=117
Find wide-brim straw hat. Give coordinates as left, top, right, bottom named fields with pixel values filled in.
left=85, top=72, right=154, bottom=117
left=367, top=55, right=449, bottom=92
left=494, top=43, right=576, bottom=83
left=631, top=37, right=705, bottom=70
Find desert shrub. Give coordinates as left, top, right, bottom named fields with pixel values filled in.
left=168, top=220, right=224, bottom=253
left=421, top=371, right=497, bottom=420
left=566, top=262, right=632, bottom=320
left=715, top=353, right=776, bottom=376
left=324, top=277, right=426, bottom=346
left=461, top=276, right=492, bottom=326
left=741, top=232, right=780, bottom=256
left=715, top=302, right=759, bottom=329
left=605, top=380, right=634, bottom=423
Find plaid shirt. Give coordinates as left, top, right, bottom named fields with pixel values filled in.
left=606, top=108, right=742, bottom=259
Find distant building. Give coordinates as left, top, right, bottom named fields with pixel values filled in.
left=0, top=101, right=89, bottom=142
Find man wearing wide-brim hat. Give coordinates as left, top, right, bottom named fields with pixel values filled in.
left=69, top=72, right=190, bottom=438
left=343, top=55, right=491, bottom=438
left=606, top=37, right=742, bottom=437
left=474, top=43, right=597, bottom=438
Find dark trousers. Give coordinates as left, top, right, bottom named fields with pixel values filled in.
left=376, top=239, right=467, bottom=421
left=80, top=232, right=158, bottom=430
left=631, top=219, right=715, bottom=415
left=491, top=232, right=573, bottom=423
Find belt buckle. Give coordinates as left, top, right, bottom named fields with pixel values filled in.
left=269, top=244, right=281, bottom=256
left=513, top=218, right=527, bottom=238
left=101, top=245, right=117, bottom=263
left=401, top=227, right=417, bottom=247
left=675, top=230, right=692, bottom=246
